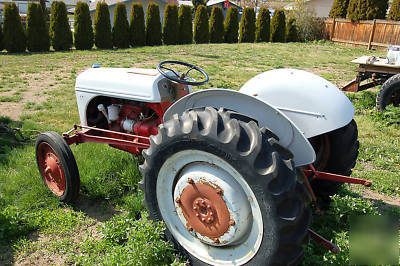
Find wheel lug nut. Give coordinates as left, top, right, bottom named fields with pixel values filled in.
left=188, top=178, right=194, bottom=184
left=201, top=200, right=205, bottom=204
left=207, top=205, right=211, bottom=209
left=193, top=206, right=197, bottom=210
left=210, top=212, right=214, bottom=216
left=196, top=213, right=199, bottom=217
left=207, top=218, right=212, bottom=222
left=229, top=219, right=235, bottom=226
left=201, top=218, right=205, bottom=222
left=175, top=198, right=181, bottom=204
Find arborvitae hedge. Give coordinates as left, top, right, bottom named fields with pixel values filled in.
left=146, top=2, right=162, bottom=46
left=209, top=6, right=224, bottom=43
left=163, top=4, right=179, bottom=45
left=74, top=2, right=93, bottom=50
left=49, top=1, right=72, bottom=51
left=286, top=17, right=298, bottom=42
left=389, top=0, right=400, bottom=20
left=112, top=3, right=130, bottom=48
left=255, top=7, right=270, bottom=42
left=224, top=7, right=239, bottom=43
left=3, top=3, right=26, bottom=52
left=239, top=7, right=256, bottom=43
left=94, top=2, right=112, bottom=49
left=193, top=5, right=209, bottom=44
left=371, top=0, right=388, bottom=19
left=178, top=5, right=193, bottom=44
left=346, top=0, right=359, bottom=21
left=130, top=3, right=145, bottom=46
left=0, top=24, right=3, bottom=51
left=270, top=9, right=286, bottom=42
left=347, top=0, right=388, bottom=21
left=26, top=2, right=49, bottom=52
left=329, top=0, right=349, bottom=18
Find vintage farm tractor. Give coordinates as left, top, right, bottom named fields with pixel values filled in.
left=35, top=61, right=371, bottom=265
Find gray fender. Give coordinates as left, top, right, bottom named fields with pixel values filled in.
left=164, top=89, right=315, bottom=167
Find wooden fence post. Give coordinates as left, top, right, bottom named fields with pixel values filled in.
left=331, top=18, right=336, bottom=40
left=368, top=19, right=377, bottom=50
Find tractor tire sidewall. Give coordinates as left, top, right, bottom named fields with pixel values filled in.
left=376, top=74, right=400, bottom=111
left=140, top=108, right=311, bottom=266
left=35, top=131, right=80, bottom=203
left=311, top=119, right=359, bottom=198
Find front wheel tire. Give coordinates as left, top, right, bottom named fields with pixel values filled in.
left=140, top=107, right=311, bottom=265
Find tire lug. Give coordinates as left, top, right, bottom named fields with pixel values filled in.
left=188, top=178, right=194, bottom=184
left=214, top=238, right=220, bottom=244
left=175, top=198, right=181, bottom=204
left=187, top=226, right=193, bottom=232
left=229, top=219, right=235, bottom=226
left=216, top=188, right=223, bottom=195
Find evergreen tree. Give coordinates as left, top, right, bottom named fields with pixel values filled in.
left=389, top=0, right=400, bottom=20
left=224, top=6, right=239, bottom=43
left=74, top=1, right=93, bottom=50
left=329, top=0, right=349, bottom=18
left=0, top=23, right=3, bottom=51
left=346, top=0, right=359, bottom=21
left=112, top=3, right=130, bottom=48
left=209, top=6, right=224, bottom=43
left=26, top=2, right=50, bottom=52
left=192, top=0, right=206, bottom=14
left=130, top=3, right=145, bottom=46
left=94, top=2, right=112, bottom=49
left=178, top=5, right=193, bottom=44
left=163, top=4, right=179, bottom=45
left=369, top=0, right=388, bottom=19
left=255, top=7, right=270, bottom=42
left=3, top=2, right=26, bottom=52
left=270, top=9, right=286, bottom=42
left=145, top=2, right=162, bottom=46
left=239, top=7, right=256, bottom=43
left=286, top=17, right=298, bottom=42
left=193, top=5, right=209, bottom=43
left=49, top=1, right=72, bottom=51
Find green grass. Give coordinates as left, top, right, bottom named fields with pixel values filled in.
left=0, top=42, right=398, bottom=265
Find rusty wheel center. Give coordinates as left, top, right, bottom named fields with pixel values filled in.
left=37, top=143, right=66, bottom=196
left=176, top=180, right=231, bottom=240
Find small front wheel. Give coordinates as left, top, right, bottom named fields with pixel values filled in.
left=376, top=74, right=400, bottom=111
left=35, top=132, right=80, bottom=203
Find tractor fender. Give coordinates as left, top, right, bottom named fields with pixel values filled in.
left=240, top=69, right=355, bottom=138
left=163, top=89, right=315, bottom=167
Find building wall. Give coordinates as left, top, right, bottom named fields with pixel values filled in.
left=90, top=0, right=167, bottom=27
left=305, top=0, right=334, bottom=18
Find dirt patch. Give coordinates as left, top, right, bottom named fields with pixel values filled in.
left=349, top=184, right=400, bottom=209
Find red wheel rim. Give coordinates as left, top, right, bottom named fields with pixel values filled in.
left=37, top=142, right=66, bottom=196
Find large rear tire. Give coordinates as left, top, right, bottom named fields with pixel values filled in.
left=35, top=132, right=80, bottom=203
left=309, top=120, right=359, bottom=199
left=140, top=107, right=311, bottom=265
left=376, top=74, right=400, bottom=111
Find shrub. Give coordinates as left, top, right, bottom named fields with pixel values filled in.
left=270, top=9, right=286, bottom=42
left=224, top=6, right=239, bottom=43
left=329, top=0, right=349, bottom=18
left=370, top=0, right=388, bottom=19
left=192, top=0, right=206, bottom=14
left=129, top=3, right=145, bottom=46
left=163, top=4, right=178, bottom=45
left=209, top=6, right=224, bottom=43
left=26, top=2, right=50, bottom=52
left=178, top=5, right=193, bottom=44
left=389, top=0, right=400, bottom=20
left=3, top=3, right=26, bottom=52
left=145, top=3, right=162, bottom=46
left=239, top=7, right=256, bottom=43
left=94, top=2, right=112, bottom=49
left=255, top=7, right=270, bottom=42
left=49, top=1, right=72, bottom=51
left=346, top=0, right=359, bottom=21
left=0, top=24, right=3, bottom=51
left=193, top=5, right=209, bottom=44
left=74, top=1, right=93, bottom=50
left=347, top=0, right=388, bottom=21
left=112, top=3, right=130, bottom=48
left=286, top=17, right=298, bottom=42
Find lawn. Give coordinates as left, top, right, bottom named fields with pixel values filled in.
left=0, top=42, right=399, bottom=265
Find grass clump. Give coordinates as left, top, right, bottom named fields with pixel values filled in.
left=3, top=2, right=26, bottom=53
left=224, top=7, right=239, bottom=43
left=193, top=5, right=209, bottom=44
left=239, top=7, right=256, bottom=43
left=178, top=5, right=193, bottom=44
left=74, top=2, right=94, bottom=50
left=209, top=6, right=224, bottom=43
left=163, top=4, right=179, bottom=45
left=26, top=2, right=50, bottom=52
left=112, top=3, right=130, bottom=48
left=129, top=3, right=145, bottom=47
left=94, top=2, right=112, bottom=49
left=145, top=3, right=162, bottom=46
left=49, top=1, right=72, bottom=51
left=255, top=7, right=270, bottom=42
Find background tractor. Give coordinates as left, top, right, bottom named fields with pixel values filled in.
left=35, top=61, right=371, bottom=265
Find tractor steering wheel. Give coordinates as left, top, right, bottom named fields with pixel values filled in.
left=157, top=60, right=209, bottom=86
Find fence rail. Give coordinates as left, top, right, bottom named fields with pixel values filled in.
left=324, top=18, right=400, bottom=50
